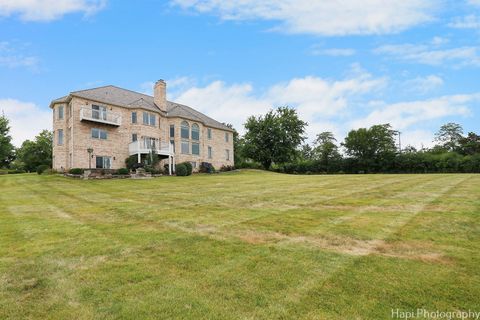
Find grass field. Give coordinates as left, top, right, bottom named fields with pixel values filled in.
left=1, top=171, right=479, bottom=319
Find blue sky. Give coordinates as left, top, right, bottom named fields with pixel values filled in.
left=0, top=0, right=479, bottom=147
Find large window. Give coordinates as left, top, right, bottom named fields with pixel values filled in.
left=170, top=124, right=175, bottom=138
left=91, top=128, right=107, bottom=140
left=58, top=106, right=64, bottom=120
left=143, top=112, right=156, bottom=126
left=57, top=129, right=64, bottom=145
left=226, top=149, right=230, bottom=161
left=181, top=141, right=189, bottom=154
left=208, top=146, right=212, bottom=159
left=207, top=128, right=212, bottom=140
left=181, top=121, right=189, bottom=139
left=92, top=105, right=107, bottom=120
left=191, top=123, right=200, bottom=140
left=96, top=156, right=112, bottom=169
left=192, top=142, right=200, bottom=155
left=132, top=133, right=137, bottom=142
left=131, top=112, right=137, bottom=124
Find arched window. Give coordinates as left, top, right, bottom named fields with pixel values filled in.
left=181, top=121, right=189, bottom=139
left=191, top=123, right=200, bottom=140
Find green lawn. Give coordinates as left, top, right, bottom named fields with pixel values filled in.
left=1, top=171, right=479, bottom=319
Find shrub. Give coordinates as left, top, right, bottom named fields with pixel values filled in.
left=7, top=169, right=25, bottom=174
left=36, top=164, right=50, bottom=175
left=200, top=162, right=215, bottom=173
left=117, top=168, right=129, bottom=175
left=237, top=162, right=263, bottom=170
left=176, top=163, right=188, bottom=176
left=125, top=155, right=139, bottom=170
left=184, top=162, right=193, bottom=175
left=69, top=168, right=84, bottom=175
left=220, top=165, right=235, bottom=172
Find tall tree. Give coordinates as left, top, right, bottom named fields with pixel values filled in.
left=16, top=130, right=53, bottom=172
left=458, top=132, right=480, bottom=155
left=0, top=114, right=15, bottom=168
left=313, top=131, right=341, bottom=172
left=342, top=124, right=397, bottom=172
left=434, top=122, right=464, bottom=152
left=243, top=107, right=307, bottom=169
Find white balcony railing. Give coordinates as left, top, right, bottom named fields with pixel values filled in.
left=129, top=140, right=174, bottom=156
left=80, top=107, right=121, bottom=126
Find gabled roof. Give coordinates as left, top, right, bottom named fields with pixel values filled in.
left=50, top=85, right=233, bottom=131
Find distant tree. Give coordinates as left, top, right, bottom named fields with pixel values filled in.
left=434, top=122, right=464, bottom=152
left=16, top=130, right=53, bottom=172
left=298, top=144, right=315, bottom=161
left=458, top=132, right=480, bottom=155
left=0, top=114, right=15, bottom=168
left=243, top=107, right=307, bottom=169
left=342, top=124, right=397, bottom=172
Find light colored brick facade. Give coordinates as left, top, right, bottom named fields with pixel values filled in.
left=51, top=81, right=234, bottom=173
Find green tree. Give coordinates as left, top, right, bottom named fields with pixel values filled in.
left=16, top=130, right=53, bottom=172
left=434, top=122, right=464, bottom=152
left=342, top=124, right=397, bottom=172
left=458, top=132, right=480, bottom=155
left=298, top=144, right=314, bottom=161
left=313, top=131, right=341, bottom=172
left=243, top=107, right=307, bottom=169
left=0, top=114, right=15, bottom=168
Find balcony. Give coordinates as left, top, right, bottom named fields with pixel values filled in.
left=80, top=107, right=121, bottom=126
left=129, top=140, right=174, bottom=156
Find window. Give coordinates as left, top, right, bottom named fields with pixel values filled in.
left=92, top=105, right=107, bottom=120
left=225, top=132, right=229, bottom=142
left=226, top=149, right=230, bottom=161
left=57, top=129, right=64, bottom=145
left=132, top=112, right=137, bottom=124
left=96, top=156, right=112, bottom=169
left=143, top=112, right=156, bottom=126
left=181, top=121, right=189, bottom=139
left=208, top=146, right=212, bottom=159
left=143, top=137, right=157, bottom=149
left=170, top=124, right=175, bottom=138
left=58, top=106, right=64, bottom=120
left=181, top=141, right=189, bottom=154
left=91, top=128, right=107, bottom=140
left=132, top=133, right=137, bottom=142
left=192, top=142, right=200, bottom=155
left=191, top=123, right=200, bottom=140
left=207, top=128, right=212, bottom=140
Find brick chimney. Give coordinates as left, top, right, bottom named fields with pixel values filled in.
left=154, top=79, right=167, bottom=112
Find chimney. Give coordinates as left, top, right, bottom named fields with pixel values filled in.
left=154, top=79, right=167, bottom=112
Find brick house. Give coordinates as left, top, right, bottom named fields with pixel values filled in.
left=50, top=80, right=234, bottom=174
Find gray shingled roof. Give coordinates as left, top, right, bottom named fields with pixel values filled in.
left=51, top=85, right=233, bottom=131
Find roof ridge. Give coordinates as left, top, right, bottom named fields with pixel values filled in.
left=108, top=85, right=154, bottom=99
left=70, top=85, right=115, bottom=94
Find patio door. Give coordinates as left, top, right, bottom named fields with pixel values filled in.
left=92, top=105, right=107, bottom=120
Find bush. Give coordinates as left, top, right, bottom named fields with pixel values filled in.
left=36, top=164, right=49, bottom=175
left=69, top=168, right=84, bottom=175
left=117, top=168, right=129, bottom=175
left=220, top=165, right=235, bottom=172
left=200, top=162, right=215, bottom=173
left=125, top=155, right=139, bottom=170
left=237, top=161, right=263, bottom=169
left=176, top=163, right=188, bottom=176
left=7, top=169, right=25, bottom=174
left=184, top=162, right=193, bottom=175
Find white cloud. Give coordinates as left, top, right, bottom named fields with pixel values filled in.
left=172, top=0, right=435, bottom=36
left=170, top=70, right=386, bottom=142
left=404, top=75, right=444, bottom=94
left=0, top=41, right=39, bottom=70
left=310, top=46, right=356, bottom=57
left=448, top=15, right=480, bottom=29
left=0, top=98, right=51, bottom=146
left=468, top=0, right=480, bottom=6
left=374, top=43, right=480, bottom=67
left=351, top=95, right=475, bottom=131
left=0, top=0, right=106, bottom=21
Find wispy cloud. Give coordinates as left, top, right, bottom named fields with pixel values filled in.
left=0, top=0, right=106, bottom=22
left=374, top=40, right=480, bottom=67
left=0, top=41, right=39, bottom=70
left=403, top=75, right=444, bottom=95
left=448, top=15, right=480, bottom=29
left=310, top=45, right=356, bottom=57
left=171, top=0, right=436, bottom=36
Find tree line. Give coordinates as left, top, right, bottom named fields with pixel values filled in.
left=0, top=114, right=52, bottom=173
left=233, top=107, right=480, bottom=174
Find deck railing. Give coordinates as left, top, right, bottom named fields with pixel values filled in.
left=80, top=107, right=121, bottom=126
left=128, top=140, right=173, bottom=156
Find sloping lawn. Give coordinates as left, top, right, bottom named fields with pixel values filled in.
left=1, top=171, right=479, bottom=319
